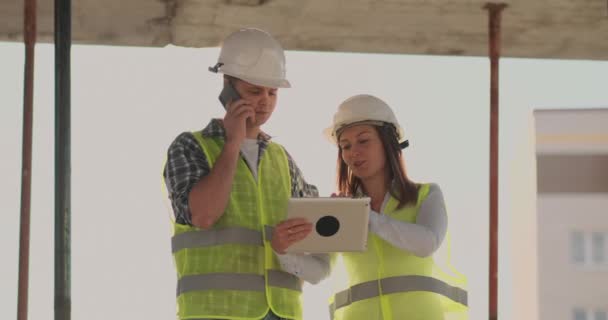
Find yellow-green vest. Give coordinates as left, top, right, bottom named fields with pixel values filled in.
left=172, top=132, right=302, bottom=320
left=330, top=184, right=468, bottom=320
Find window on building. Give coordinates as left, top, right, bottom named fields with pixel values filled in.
left=592, top=232, right=606, bottom=265
left=571, top=231, right=586, bottom=264
left=571, top=231, right=608, bottom=266
left=573, top=308, right=587, bottom=320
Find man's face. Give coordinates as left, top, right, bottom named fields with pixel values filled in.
left=233, top=79, right=278, bottom=127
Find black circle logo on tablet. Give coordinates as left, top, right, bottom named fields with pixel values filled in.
left=316, top=216, right=340, bottom=237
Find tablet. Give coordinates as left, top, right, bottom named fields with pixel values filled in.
left=285, top=197, right=371, bottom=253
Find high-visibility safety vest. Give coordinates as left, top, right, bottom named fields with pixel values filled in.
left=171, top=132, right=302, bottom=320
left=330, top=184, right=468, bottom=320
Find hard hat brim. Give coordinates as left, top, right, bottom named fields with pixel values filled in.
left=240, top=76, right=291, bottom=89
left=217, top=69, right=291, bottom=89
left=324, top=121, right=406, bottom=145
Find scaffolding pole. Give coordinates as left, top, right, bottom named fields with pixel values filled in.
left=54, top=0, right=71, bottom=318
left=484, top=3, right=507, bottom=320
left=17, top=0, right=37, bottom=318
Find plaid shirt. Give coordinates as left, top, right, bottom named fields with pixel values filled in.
left=164, top=118, right=319, bottom=225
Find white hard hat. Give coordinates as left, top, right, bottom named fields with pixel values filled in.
left=324, top=94, right=406, bottom=144
left=209, top=28, right=290, bottom=88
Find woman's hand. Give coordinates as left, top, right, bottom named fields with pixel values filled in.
left=271, top=218, right=313, bottom=254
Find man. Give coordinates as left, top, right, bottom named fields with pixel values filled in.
left=164, top=28, right=329, bottom=320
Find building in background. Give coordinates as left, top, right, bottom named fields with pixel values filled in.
left=535, top=108, right=608, bottom=320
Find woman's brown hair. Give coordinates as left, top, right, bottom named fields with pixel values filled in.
left=336, top=123, right=418, bottom=208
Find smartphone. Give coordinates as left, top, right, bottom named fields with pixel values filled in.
left=218, top=82, right=241, bottom=109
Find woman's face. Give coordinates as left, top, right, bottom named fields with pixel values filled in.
left=338, top=124, right=387, bottom=181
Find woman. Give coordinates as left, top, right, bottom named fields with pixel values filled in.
left=325, top=94, right=468, bottom=320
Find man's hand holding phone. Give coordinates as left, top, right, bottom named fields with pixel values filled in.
left=223, top=99, right=255, bottom=146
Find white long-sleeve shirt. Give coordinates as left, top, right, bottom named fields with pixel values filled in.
left=275, top=252, right=331, bottom=284
left=369, top=183, right=447, bottom=257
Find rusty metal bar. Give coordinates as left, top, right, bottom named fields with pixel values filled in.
left=54, top=0, right=72, bottom=318
left=484, top=3, right=507, bottom=320
left=17, top=0, right=37, bottom=319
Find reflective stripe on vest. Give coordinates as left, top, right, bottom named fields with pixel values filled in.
left=331, top=275, right=467, bottom=311
left=171, top=225, right=276, bottom=253
left=172, top=226, right=265, bottom=252
left=264, top=225, right=275, bottom=241
left=177, top=270, right=302, bottom=295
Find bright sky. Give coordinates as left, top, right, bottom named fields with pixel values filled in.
left=1, top=41, right=607, bottom=320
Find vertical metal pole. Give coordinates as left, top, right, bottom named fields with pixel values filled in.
left=54, top=0, right=71, bottom=318
left=17, top=0, right=37, bottom=319
left=484, top=3, right=507, bottom=320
